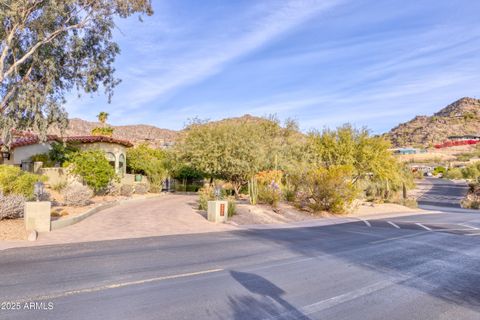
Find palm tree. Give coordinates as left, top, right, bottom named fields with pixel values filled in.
left=97, top=112, right=109, bottom=126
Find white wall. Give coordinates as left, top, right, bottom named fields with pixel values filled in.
left=5, top=143, right=51, bottom=165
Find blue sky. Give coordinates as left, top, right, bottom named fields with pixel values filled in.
left=66, top=0, right=480, bottom=133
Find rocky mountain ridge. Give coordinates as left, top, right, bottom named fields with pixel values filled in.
left=385, top=97, right=480, bottom=147
left=49, top=118, right=178, bottom=148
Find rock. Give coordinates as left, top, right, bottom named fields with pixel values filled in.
left=27, top=230, right=37, bottom=241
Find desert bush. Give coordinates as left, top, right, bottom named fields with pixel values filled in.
left=433, top=166, right=447, bottom=176
left=299, top=165, right=357, bottom=214
left=62, top=182, right=93, bottom=206
left=445, top=168, right=463, bottom=180
left=120, top=184, right=134, bottom=197
left=0, top=165, right=46, bottom=199
left=227, top=196, right=236, bottom=217
left=198, top=184, right=215, bottom=210
left=65, top=150, right=116, bottom=192
left=462, top=183, right=480, bottom=209
left=0, top=193, right=26, bottom=220
left=30, top=153, right=55, bottom=167
left=256, top=170, right=283, bottom=208
left=51, top=181, right=68, bottom=192
left=134, top=183, right=149, bottom=194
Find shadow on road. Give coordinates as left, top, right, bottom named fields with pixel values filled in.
left=228, top=270, right=311, bottom=320
left=235, top=222, right=480, bottom=312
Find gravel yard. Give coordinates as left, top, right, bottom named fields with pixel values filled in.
left=0, top=219, right=26, bottom=241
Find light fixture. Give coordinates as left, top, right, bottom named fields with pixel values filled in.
left=34, top=181, right=45, bottom=201
left=1, top=149, right=10, bottom=160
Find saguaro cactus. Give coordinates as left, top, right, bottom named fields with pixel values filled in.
left=248, top=176, right=258, bottom=205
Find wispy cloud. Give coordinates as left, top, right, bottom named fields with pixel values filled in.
left=109, top=0, right=342, bottom=112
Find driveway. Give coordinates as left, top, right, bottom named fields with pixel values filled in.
left=32, top=194, right=235, bottom=246
left=414, top=177, right=469, bottom=208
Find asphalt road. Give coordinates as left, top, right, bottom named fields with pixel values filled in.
left=1, top=207, right=480, bottom=319
left=416, top=177, right=469, bottom=208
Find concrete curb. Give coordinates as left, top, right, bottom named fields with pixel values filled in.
left=50, top=194, right=166, bottom=231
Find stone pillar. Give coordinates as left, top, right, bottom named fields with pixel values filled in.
left=207, top=200, right=228, bottom=223
left=33, top=161, right=43, bottom=174
left=24, top=202, right=51, bottom=232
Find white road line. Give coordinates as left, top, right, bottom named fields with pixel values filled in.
left=13, top=268, right=223, bottom=303
left=415, top=223, right=431, bottom=231
left=370, top=232, right=427, bottom=245
left=268, top=277, right=410, bottom=319
left=359, top=219, right=371, bottom=227
left=458, top=223, right=479, bottom=230
left=466, top=233, right=480, bottom=236
left=387, top=221, right=400, bottom=229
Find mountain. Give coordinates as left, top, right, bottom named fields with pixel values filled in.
left=386, top=97, right=480, bottom=147
left=49, top=118, right=178, bottom=148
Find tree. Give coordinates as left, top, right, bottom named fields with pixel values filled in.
left=97, top=112, right=109, bottom=125
left=0, top=1, right=153, bottom=146
left=127, top=143, right=168, bottom=188
left=306, top=124, right=412, bottom=193
left=92, top=111, right=113, bottom=136
left=174, top=117, right=299, bottom=196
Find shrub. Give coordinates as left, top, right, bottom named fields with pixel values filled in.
left=0, top=165, right=46, bottom=200
left=227, top=196, right=236, bottom=217
left=300, top=165, right=357, bottom=214
left=30, top=153, right=55, bottom=167
left=433, top=166, right=447, bottom=176
left=445, top=168, right=463, bottom=180
left=91, top=126, right=114, bottom=137
left=65, top=150, right=116, bottom=192
left=198, top=184, right=215, bottom=210
left=48, top=142, right=79, bottom=166
left=134, top=183, right=149, bottom=194
left=0, top=193, right=26, bottom=220
left=255, top=170, right=283, bottom=208
left=51, top=181, right=68, bottom=192
left=62, top=182, right=93, bottom=206
left=120, top=184, right=134, bottom=197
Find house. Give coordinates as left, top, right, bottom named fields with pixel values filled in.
left=0, top=132, right=133, bottom=176
left=447, top=135, right=480, bottom=141
left=392, top=148, right=426, bottom=155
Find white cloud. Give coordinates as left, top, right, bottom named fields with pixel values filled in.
left=111, top=0, right=342, bottom=111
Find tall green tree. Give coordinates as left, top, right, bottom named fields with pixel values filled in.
left=0, top=0, right=153, bottom=145
left=127, top=143, right=168, bottom=188
left=97, top=112, right=110, bottom=125
left=307, top=125, right=413, bottom=194
left=175, top=116, right=301, bottom=196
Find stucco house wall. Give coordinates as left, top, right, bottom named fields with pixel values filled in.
left=3, top=143, right=51, bottom=166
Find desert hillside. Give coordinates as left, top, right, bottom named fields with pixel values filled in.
left=49, top=118, right=178, bottom=148
left=386, top=97, right=480, bottom=147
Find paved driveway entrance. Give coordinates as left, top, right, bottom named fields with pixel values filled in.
left=34, top=194, right=235, bottom=246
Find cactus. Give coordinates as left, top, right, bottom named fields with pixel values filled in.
left=248, top=176, right=258, bottom=205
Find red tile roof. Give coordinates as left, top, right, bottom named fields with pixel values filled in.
left=1, top=133, right=133, bottom=149
left=63, top=136, right=133, bottom=147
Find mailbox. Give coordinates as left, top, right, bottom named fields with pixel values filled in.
left=207, top=200, right=228, bottom=223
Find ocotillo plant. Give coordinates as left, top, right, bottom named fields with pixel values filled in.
left=248, top=176, right=258, bottom=205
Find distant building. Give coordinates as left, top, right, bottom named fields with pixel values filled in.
left=392, top=148, right=426, bottom=155
left=447, top=135, right=480, bottom=141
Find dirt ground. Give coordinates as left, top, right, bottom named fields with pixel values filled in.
left=230, top=200, right=421, bottom=225
left=0, top=219, right=27, bottom=240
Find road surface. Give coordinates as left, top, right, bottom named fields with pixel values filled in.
left=415, top=177, right=469, bottom=208
left=1, top=207, right=480, bottom=319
